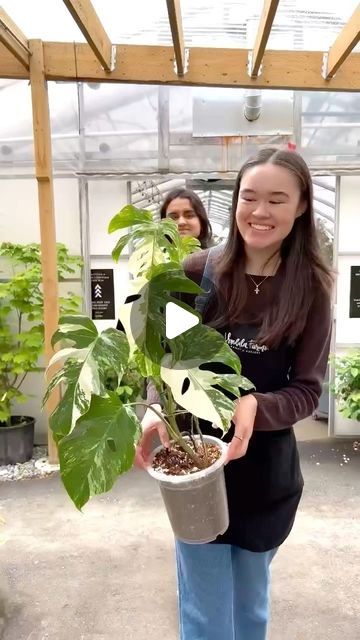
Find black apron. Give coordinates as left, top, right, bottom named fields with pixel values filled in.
left=198, top=323, right=304, bottom=552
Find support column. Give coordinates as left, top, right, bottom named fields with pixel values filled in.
left=29, top=39, right=59, bottom=463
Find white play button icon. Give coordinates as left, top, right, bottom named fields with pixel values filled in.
left=165, top=302, right=199, bottom=339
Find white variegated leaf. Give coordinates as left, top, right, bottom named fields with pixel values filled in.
left=118, top=279, right=149, bottom=356
left=59, top=394, right=141, bottom=510
left=128, top=235, right=165, bottom=279
left=47, top=347, right=89, bottom=370
left=161, top=357, right=238, bottom=432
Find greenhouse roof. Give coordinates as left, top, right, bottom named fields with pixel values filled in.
left=1, top=1, right=359, bottom=90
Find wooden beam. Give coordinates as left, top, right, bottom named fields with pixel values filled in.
left=166, top=0, right=186, bottom=76
left=250, top=0, right=280, bottom=77
left=1, top=42, right=360, bottom=91
left=0, top=43, right=29, bottom=78
left=62, top=0, right=114, bottom=71
left=29, top=39, right=59, bottom=464
left=324, top=5, right=360, bottom=79
left=0, top=7, right=30, bottom=70
left=44, top=43, right=360, bottom=91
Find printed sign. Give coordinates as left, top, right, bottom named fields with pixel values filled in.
left=349, top=266, right=360, bottom=318
left=91, top=269, right=115, bottom=320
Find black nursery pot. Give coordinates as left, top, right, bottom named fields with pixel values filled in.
left=0, top=416, right=35, bottom=465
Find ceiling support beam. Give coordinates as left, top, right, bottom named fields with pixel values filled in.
left=166, top=0, right=187, bottom=76
left=1, top=42, right=360, bottom=91
left=249, top=0, right=280, bottom=77
left=63, top=0, right=115, bottom=71
left=323, top=5, right=360, bottom=79
left=0, top=8, right=30, bottom=69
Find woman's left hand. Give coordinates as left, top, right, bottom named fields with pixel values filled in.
left=226, top=394, right=258, bottom=463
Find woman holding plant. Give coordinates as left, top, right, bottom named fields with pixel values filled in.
left=138, top=148, right=333, bottom=640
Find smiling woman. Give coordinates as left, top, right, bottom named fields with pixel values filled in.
left=141, top=146, right=333, bottom=640
left=236, top=165, right=306, bottom=264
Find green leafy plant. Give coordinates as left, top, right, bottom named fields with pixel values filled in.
left=105, top=355, right=144, bottom=404
left=0, top=242, right=82, bottom=425
left=332, top=350, right=360, bottom=421
left=44, top=206, right=253, bottom=510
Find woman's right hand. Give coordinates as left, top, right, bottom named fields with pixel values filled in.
left=135, top=404, right=170, bottom=469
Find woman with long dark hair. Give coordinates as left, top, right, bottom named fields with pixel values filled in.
left=160, top=187, right=212, bottom=248
left=138, top=148, right=333, bottom=640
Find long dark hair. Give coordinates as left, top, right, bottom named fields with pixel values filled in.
left=212, top=147, right=333, bottom=348
left=160, top=188, right=213, bottom=248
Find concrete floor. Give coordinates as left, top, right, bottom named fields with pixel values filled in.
left=1, top=418, right=359, bottom=640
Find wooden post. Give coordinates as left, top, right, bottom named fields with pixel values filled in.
left=29, top=39, right=59, bottom=464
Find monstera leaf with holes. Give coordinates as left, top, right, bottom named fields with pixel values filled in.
left=161, top=323, right=254, bottom=432
left=109, top=205, right=200, bottom=272
left=118, top=263, right=202, bottom=361
left=45, top=316, right=131, bottom=437
left=45, top=204, right=254, bottom=511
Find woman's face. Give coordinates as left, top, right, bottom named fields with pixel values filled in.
left=235, top=164, right=305, bottom=253
left=165, top=197, right=202, bottom=239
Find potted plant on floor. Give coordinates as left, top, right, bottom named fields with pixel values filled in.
left=0, top=242, right=82, bottom=465
left=333, top=350, right=360, bottom=422
left=44, top=206, right=253, bottom=543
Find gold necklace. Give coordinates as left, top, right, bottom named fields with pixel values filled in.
left=248, top=274, right=269, bottom=294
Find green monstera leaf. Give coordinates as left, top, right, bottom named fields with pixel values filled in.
left=59, top=394, right=141, bottom=510
left=161, top=324, right=254, bottom=432
left=109, top=205, right=199, bottom=268
left=51, top=315, right=99, bottom=349
left=45, top=317, right=130, bottom=434
left=118, top=265, right=202, bottom=363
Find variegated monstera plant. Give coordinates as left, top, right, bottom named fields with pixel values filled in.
left=44, top=206, right=253, bottom=509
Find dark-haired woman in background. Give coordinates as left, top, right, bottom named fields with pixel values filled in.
left=160, top=187, right=212, bottom=248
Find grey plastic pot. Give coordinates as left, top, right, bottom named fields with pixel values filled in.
left=0, top=416, right=35, bottom=465
left=147, top=435, right=229, bottom=544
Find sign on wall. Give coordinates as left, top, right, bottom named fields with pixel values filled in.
left=349, top=266, right=360, bottom=318
left=91, top=269, right=115, bottom=320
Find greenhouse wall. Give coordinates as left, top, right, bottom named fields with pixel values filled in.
left=330, top=177, right=360, bottom=437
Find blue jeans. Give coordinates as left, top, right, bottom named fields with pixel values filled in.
left=175, top=540, right=277, bottom=640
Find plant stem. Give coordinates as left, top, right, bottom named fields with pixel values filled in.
left=15, top=373, right=27, bottom=391
left=192, top=415, right=209, bottom=465
left=163, top=386, right=206, bottom=468
left=127, top=401, right=178, bottom=441
left=128, top=395, right=207, bottom=468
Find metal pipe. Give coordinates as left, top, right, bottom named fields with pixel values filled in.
left=77, top=82, right=92, bottom=315
left=314, top=195, right=335, bottom=209
left=158, top=86, right=170, bottom=172
left=293, top=92, right=302, bottom=148
left=312, top=179, right=336, bottom=192
left=302, top=122, right=360, bottom=129
left=244, top=90, right=262, bottom=122
left=328, top=175, right=341, bottom=437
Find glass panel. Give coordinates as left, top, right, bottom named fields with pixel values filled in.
left=93, top=0, right=172, bottom=45
left=0, top=80, right=33, bottom=168
left=268, top=0, right=359, bottom=51
left=2, top=0, right=359, bottom=51
left=2, top=0, right=85, bottom=41
left=300, top=91, right=360, bottom=161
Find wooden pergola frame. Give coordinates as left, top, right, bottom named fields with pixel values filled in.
left=0, top=0, right=359, bottom=462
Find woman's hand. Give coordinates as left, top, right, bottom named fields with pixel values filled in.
left=135, top=404, right=170, bottom=469
left=226, top=394, right=258, bottom=463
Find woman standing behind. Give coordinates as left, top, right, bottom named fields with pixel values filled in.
left=116, top=188, right=211, bottom=332
left=160, top=187, right=213, bottom=248
left=139, top=148, right=333, bottom=640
